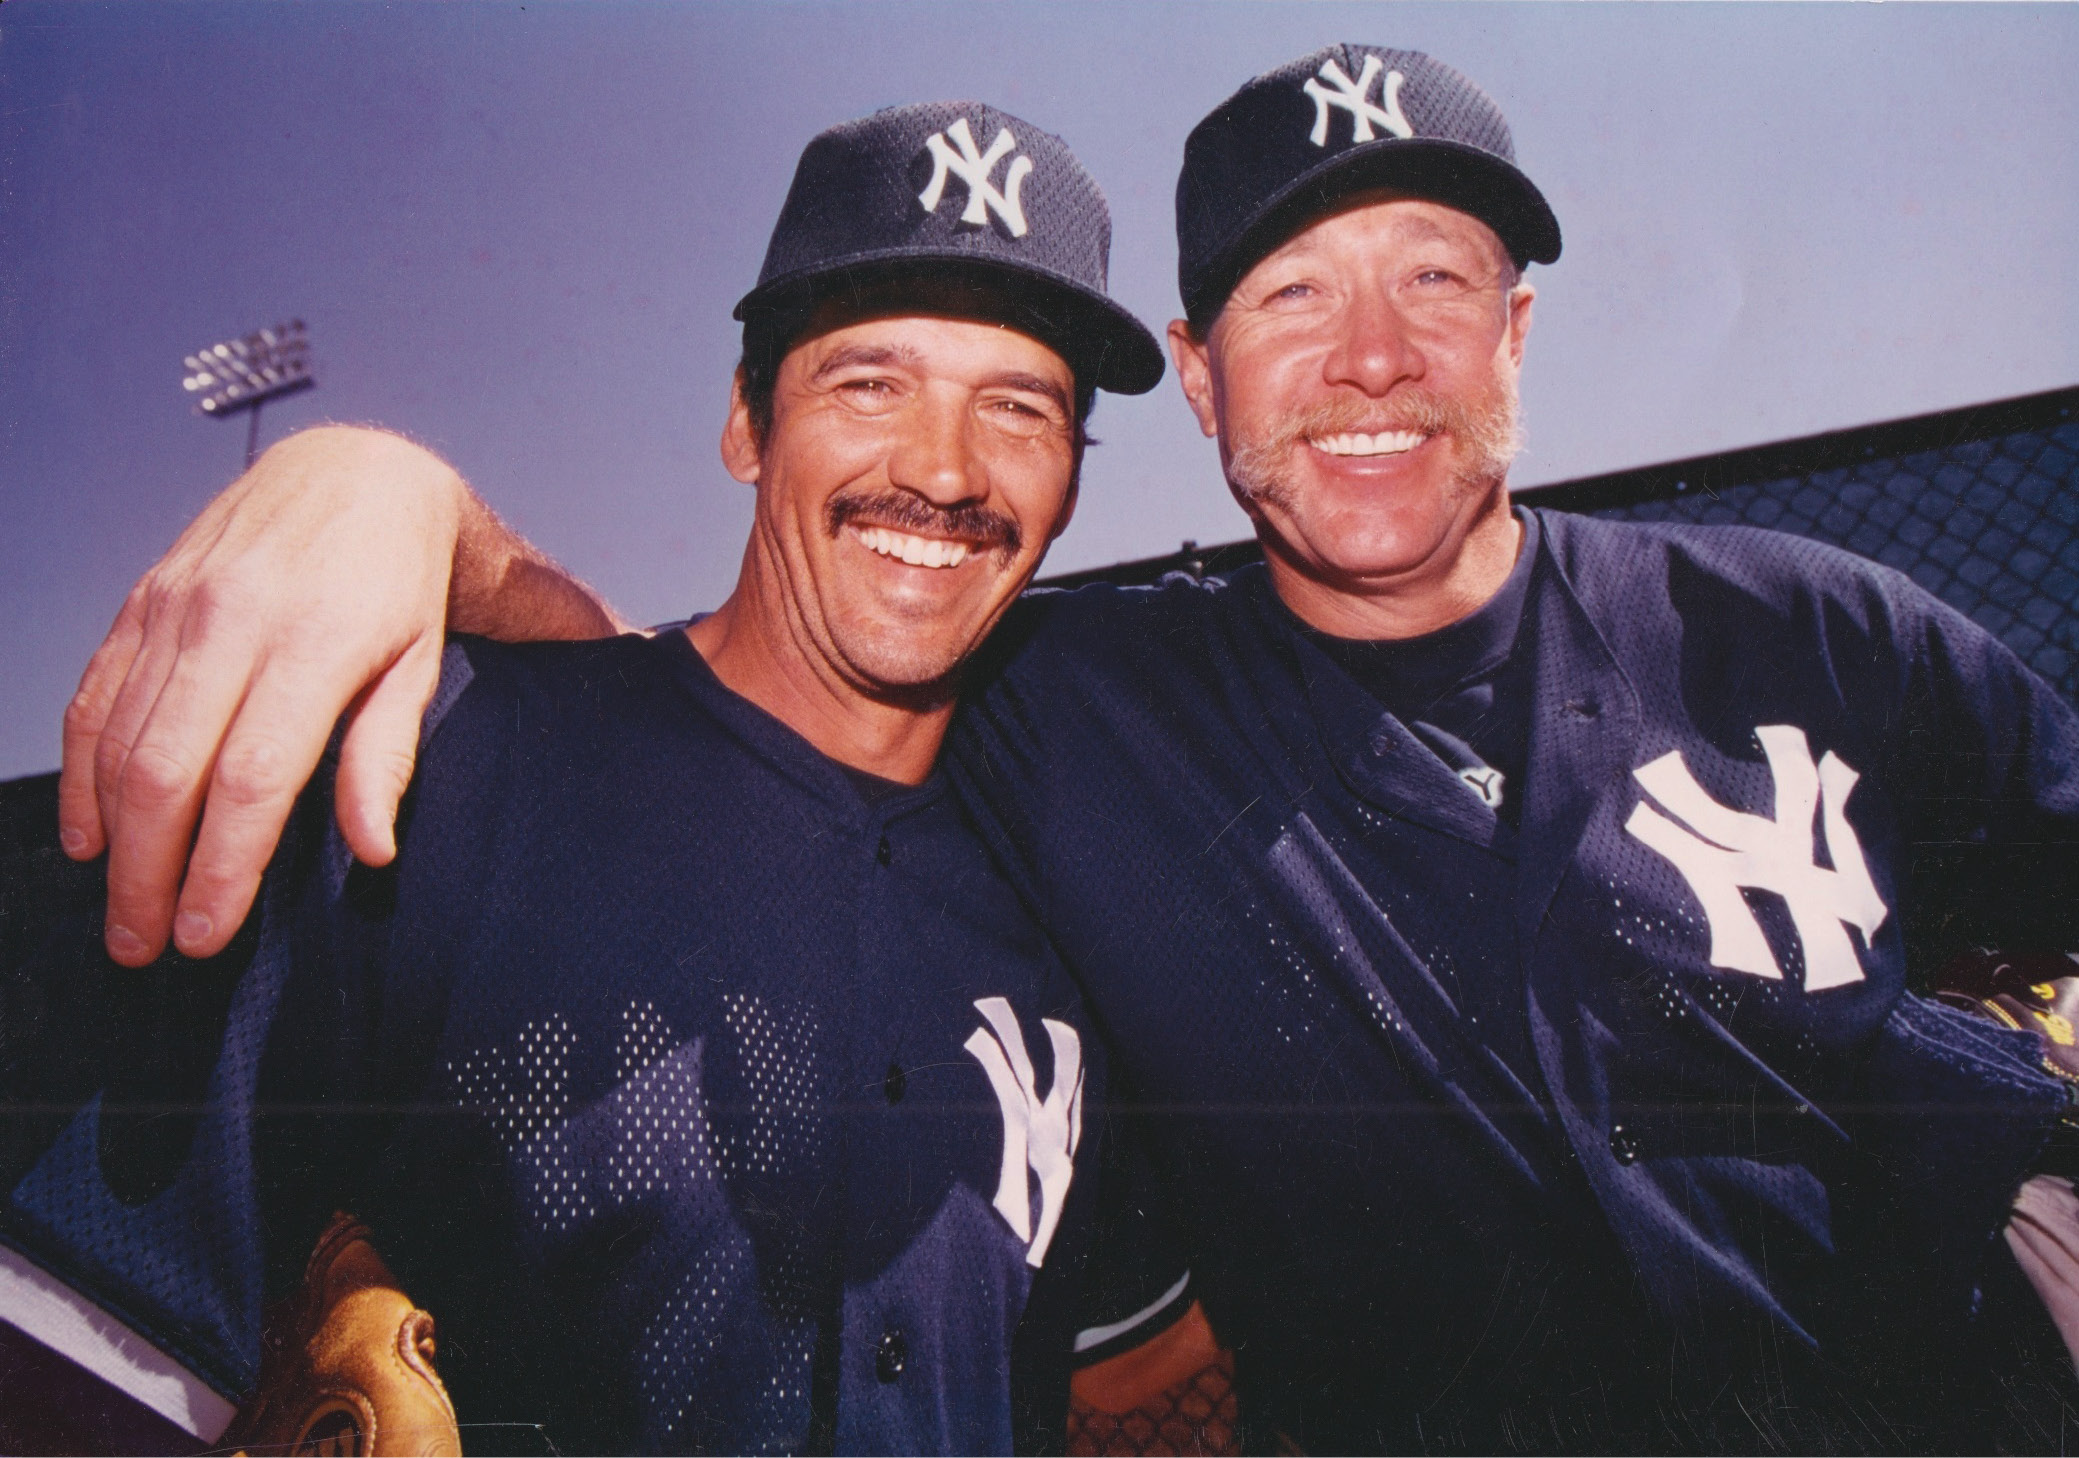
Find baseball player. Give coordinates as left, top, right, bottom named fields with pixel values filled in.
left=5, top=102, right=1230, bottom=1455
left=56, top=45, right=2079, bottom=1452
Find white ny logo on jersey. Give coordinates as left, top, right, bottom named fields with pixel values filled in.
left=964, top=997, right=1084, bottom=1267
left=918, top=118, right=1034, bottom=237
left=1303, top=56, right=1413, bottom=147
left=1625, top=725, right=1887, bottom=991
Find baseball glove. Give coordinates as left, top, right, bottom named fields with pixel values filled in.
left=1934, top=949, right=2079, bottom=1087
left=220, top=1212, right=460, bottom=1457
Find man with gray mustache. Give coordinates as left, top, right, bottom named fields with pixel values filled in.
left=61, top=44, right=2079, bottom=1450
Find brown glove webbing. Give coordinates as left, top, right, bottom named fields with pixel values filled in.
left=1068, top=1360, right=1237, bottom=1458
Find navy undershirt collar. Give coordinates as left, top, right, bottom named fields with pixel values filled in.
left=1297, top=508, right=1540, bottom=722
left=1288, top=509, right=1541, bottom=833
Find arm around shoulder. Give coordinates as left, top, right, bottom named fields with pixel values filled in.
left=59, top=424, right=625, bottom=969
left=446, top=464, right=628, bottom=643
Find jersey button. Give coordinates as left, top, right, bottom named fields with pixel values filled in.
left=876, top=1328, right=907, bottom=1383
left=875, top=835, right=893, bottom=867
left=1609, top=1125, right=1640, bottom=1166
left=883, top=1061, right=907, bottom=1104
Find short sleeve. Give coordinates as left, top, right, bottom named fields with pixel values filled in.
left=1067, top=1103, right=1197, bottom=1366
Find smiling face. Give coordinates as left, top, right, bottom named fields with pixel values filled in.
left=1170, top=193, right=1534, bottom=636
left=718, top=307, right=1080, bottom=710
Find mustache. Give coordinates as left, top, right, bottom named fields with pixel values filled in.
left=1227, top=384, right=1522, bottom=504
left=825, top=488, right=1024, bottom=558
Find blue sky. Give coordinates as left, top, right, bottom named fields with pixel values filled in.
left=3, top=1, right=2076, bottom=777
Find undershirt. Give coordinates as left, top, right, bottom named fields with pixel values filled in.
left=1298, top=509, right=1540, bottom=832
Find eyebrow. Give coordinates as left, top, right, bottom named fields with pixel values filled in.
left=810, top=346, right=1073, bottom=418
left=809, top=343, right=925, bottom=380
left=985, top=370, right=1074, bottom=418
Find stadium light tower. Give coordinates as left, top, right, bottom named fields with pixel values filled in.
left=181, top=320, right=316, bottom=468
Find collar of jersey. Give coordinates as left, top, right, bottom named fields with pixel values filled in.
left=646, top=628, right=950, bottom=825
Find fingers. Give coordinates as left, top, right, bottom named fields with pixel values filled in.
left=99, top=622, right=271, bottom=965
left=161, top=650, right=369, bottom=961
left=168, top=634, right=442, bottom=959
left=76, top=506, right=250, bottom=866
left=331, top=635, right=444, bottom=867
left=70, top=428, right=472, bottom=966
left=58, top=590, right=148, bottom=860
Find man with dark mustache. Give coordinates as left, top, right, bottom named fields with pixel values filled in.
left=4, top=102, right=1242, bottom=1454
left=52, top=44, right=2079, bottom=1451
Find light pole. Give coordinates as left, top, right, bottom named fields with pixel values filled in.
left=181, top=320, right=316, bottom=468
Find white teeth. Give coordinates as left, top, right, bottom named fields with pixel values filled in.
left=850, top=525, right=971, bottom=568
left=1310, top=430, right=1426, bottom=457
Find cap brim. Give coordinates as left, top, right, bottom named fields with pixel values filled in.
left=1188, top=137, right=1561, bottom=323
left=734, top=250, right=1165, bottom=397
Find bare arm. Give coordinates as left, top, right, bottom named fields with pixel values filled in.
left=59, top=424, right=625, bottom=967
left=448, top=469, right=631, bottom=644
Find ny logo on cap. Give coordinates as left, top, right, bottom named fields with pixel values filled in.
left=1304, top=55, right=1413, bottom=147
left=918, top=117, right=1034, bottom=238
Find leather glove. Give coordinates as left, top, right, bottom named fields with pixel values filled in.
left=1934, top=949, right=2079, bottom=1084
left=221, top=1213, right=460, bottom=1457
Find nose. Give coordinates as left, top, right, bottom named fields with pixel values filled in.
left=887, top=385, right=987, bottom=506
left=1322, top=279, right=1423, bottom=398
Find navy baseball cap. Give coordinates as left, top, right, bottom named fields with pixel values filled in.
left=1176, top=45, right=1562, bottom=328
left=734, top=101, right=1164, bottom=397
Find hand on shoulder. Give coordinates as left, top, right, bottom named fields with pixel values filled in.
left=62, top=426, right=473, bottom=965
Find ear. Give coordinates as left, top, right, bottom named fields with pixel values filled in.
left=1504, top=281, right=1534, bottom=370
left=720, top=370, right=762, bottom=485
left=1167, top=319, right=1220, bottom=440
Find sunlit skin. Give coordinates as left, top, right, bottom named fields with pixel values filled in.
left=691, top=311, right=1080, bottom=784
left=1169, top=193, right=1536, bottom=641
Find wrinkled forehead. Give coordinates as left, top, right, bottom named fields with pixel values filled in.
left=760, top=270, right=1083, bottom=403
left=785, top=307, right=1072, bottom=387
left=764, top=316, right=1074, bottom=454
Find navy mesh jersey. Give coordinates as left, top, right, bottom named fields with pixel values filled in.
left=951, top=509, right=2079, bottom=1451
left=287, top=631, right=1120, bottom=1453
left=8, top=631, right=1114, bottom=1456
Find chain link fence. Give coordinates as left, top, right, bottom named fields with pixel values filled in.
left=1553, top=403, right=2079, bottom=702
left=1045, top=388, right=2079, bottom=701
